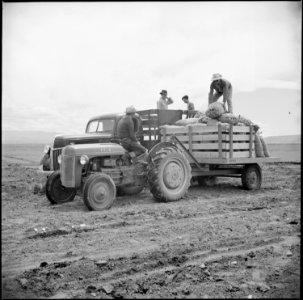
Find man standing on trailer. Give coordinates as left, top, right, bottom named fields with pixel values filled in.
left=157, top=90, right=174, bottom=110
left=208, top=73, right=233, bottom=113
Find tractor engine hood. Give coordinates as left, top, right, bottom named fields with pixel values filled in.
left=53, top=133, right=113, bottom=148
left=62, top=143, right=126, bottom=157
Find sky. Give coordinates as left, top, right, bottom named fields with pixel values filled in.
left=2, top=1, right=301, bottom=137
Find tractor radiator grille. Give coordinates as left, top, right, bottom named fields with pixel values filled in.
left=52, top=148, right=62, bottom=170
left=61, top=155, right=75, bottom=187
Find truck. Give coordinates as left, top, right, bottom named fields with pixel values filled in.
left=39, top=109, right=279, bottom=211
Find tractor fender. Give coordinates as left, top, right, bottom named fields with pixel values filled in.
left=148, top=142, right=178, bottom=161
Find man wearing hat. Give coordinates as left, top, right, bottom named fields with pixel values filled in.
left=208, top=73, right=233, bottom=113
left=182, top=95, right=195, bottom=118
left=117, top=106, right=147, bottom=157
left=157, top=90, right=174, bottom=110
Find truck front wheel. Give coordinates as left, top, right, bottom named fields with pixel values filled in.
left=83, top=174, right=116, bottom=211
left=241, top=164, right=262, bottom=190
left=46, top=171, right=76, bottom=204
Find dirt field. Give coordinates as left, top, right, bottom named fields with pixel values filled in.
left=1, top=154, right=301, bottom=299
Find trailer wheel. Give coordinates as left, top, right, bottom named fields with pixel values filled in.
left=241, top=164, right=262, bottom=190
left=197, top=176, right=218, bottom=187
left=46, top=171, right=76, bottom=204
left=83, top=173, right=116, bottom=211
left=148, top=147, right=191, bottom=202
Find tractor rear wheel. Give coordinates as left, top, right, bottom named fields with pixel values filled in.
left=148, top=147, right=191, bottom=202
left=46, top=171, right=76, bottom=204
left=241, top=164, right=262, bottom=190
left=83, top=173, right=116, bottom=211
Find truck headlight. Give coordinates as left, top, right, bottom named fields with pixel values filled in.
left=58, top=155, right=62, bottom=164
left=44, top=145, right=51, bottom=154
left=80, top=155, right=89, bottom=165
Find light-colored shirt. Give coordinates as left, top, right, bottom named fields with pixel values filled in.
left=157, top=97, right=173, bottom=110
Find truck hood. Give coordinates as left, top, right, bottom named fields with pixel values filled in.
left=53, top=133, right=113, bottom=148
left=62, top=143, right=126, bottom=157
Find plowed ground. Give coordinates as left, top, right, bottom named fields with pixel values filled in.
left=1, top=160, right=301, bottom=299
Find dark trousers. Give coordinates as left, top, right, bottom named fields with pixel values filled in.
left=121, top=138, right=146, bottom=156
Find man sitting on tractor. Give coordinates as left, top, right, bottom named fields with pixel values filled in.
left=117, top=106, right=147, bottom=161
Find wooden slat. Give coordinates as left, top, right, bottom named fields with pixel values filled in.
left=186, top=143, right=252, bottom=150
left=162, top=126, right=166, bottom=142
left=218, top=123, right=222, bottom=158
left=193, top=151, right=250, bottom=161
left=162, top=124, right=251, bottom=135
left=229, top=124, right=233, bottom=158
left=188, top=126, right=193, bottom=154
left=249, top=125, right=253, bottom=158
left=162, top=133, right=253, bottom=142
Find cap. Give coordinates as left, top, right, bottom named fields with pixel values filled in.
left=125, top=105, right=137, bottom=114
left=211, top=73, right=222, bottom=81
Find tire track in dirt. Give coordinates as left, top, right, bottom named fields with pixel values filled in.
left=2, top=235, right=299, bottom=299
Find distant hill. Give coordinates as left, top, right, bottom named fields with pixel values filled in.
left=2, top=131, right=62, bottom=144
left=2, top=130, right=301, bottom=145
left=264, top=135, right=301, bottom=144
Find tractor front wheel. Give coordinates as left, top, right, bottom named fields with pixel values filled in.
left=83, top=174, right=116, bottom=211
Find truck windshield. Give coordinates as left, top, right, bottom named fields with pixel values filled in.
left=86, top=119, right=115, bottom=133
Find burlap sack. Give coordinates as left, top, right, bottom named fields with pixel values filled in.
left=198, top=115, right=211, bottom=124
left=186, top=123, right=206, bottom=128
left=218, top=113, right=239, bottom=125
left=254, top=133, right=265, bottom=157
left=205, top=102, right=225, bottom=119
left=260, top=135, right=270, bottom=157
left=175, top=118, right=200, bottom=126
left=238, top=115, right=253, bottom=126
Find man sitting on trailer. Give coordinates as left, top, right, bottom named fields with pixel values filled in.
left=117, top=106, right=147, bottom=159
left=182, top=95, right=195, bottom=118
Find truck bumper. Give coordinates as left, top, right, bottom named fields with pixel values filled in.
left=34, top=166, right=53, bottom=194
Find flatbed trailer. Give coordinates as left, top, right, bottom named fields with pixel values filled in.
left=137, top=109, right=280, bottom=190
left=159, top=121, right=280, bottom=189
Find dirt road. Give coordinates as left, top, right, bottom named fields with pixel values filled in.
left=1, top=160, right=300, bottom=299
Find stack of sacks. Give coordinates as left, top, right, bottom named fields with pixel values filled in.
left=254, top=133, right=270, bottom=157
left=254, top=134, right=265, bottom=157
left=205, top=102, right=225, bottom=119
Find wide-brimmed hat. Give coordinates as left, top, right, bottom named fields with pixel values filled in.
left=160, top=90, right=167, bottom=95
left=125, top=105, right=137, bottom=114
left=211, top=73, right=222, bottom=81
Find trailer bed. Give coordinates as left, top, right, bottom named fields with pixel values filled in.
left=160, top=123, right=280, bottom=165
